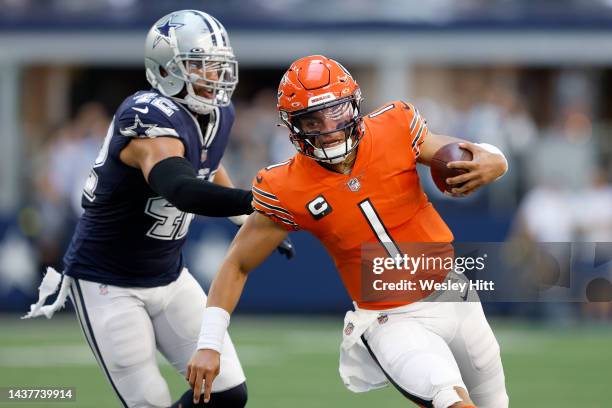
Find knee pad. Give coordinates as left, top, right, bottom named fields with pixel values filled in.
left=104, top=311, right=155, bottom=370
left=469, top=362, right=509, bottom=408
left=471, top=386, right=509, bottom=408
left=125, top=364, right=171, bottom=408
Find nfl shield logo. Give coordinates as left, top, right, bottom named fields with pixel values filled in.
left=344, top=322, right=355, bottom=336
left=99, top=284, right=109, bottom=296
left=377, top=314, right=388, bottom=324
left=347, top=178, right=361, bottom=192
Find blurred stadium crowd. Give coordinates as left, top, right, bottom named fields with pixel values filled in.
left=0, top=0, right=611, bottom=320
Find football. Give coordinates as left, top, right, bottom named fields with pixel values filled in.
left=430, top=142, right=473, bottom=193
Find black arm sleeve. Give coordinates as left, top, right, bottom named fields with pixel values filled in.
left=147, top=156, right=253, bottom=217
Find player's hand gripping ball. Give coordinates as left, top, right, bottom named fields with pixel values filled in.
left=430, top=142, right=507, bottom=197
left=430, top=142, right=473, bottom=195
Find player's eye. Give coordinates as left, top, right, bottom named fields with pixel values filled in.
left=301, top=119, right=322, bottom=131
left=335, top=120, right=350, bottom=129
left=187, top=61, right=203, bottom=71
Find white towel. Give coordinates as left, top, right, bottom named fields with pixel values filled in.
left=339, top=308, right=388, bottom=393
left=21, top=267, right=72, bottom=319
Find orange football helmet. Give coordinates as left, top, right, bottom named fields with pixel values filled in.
left=277, top=55, right=363, bottom=164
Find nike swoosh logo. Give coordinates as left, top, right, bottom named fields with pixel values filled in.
left=132, top=106, right=149, bottom=114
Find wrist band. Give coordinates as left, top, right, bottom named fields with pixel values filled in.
left=197, top=307, right=230, bottom=352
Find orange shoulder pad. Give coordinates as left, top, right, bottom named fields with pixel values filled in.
left=251, top=160, right=299, bottom=231
left=364, top=100, right=428, bottom=158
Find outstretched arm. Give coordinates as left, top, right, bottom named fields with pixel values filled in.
left=212, top=164, right=251, bottom=226
left=119, top=137, right=253, bottom=216
left=186, top=212, right=288, bottom=403
left=417, top=132, right=508, bottom=196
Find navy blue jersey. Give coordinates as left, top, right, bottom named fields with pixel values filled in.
left=63, top=89, right=234, bottom=287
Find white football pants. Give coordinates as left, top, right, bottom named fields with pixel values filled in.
left=341, top=300, right=509, bottom=408
left=68, top=269, right=245, bottom=408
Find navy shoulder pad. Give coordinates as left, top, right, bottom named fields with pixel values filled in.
left=116, top=91, right=182, bottom=139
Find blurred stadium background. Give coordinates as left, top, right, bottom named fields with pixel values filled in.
left=1, top=0, right=612, bottom=407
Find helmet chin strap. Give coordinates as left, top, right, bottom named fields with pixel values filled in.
left=160, top=84, right=215, bottom=115
left=184, top=93, right=215, bottom=114
left=313, top=138, right=353, bottom=164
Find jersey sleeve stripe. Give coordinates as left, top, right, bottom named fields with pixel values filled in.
left=412, top=123, right=426, bottom=157
left=255, top=209, right=298, bottom=227
left=409, top=111, right=421, bottom=132
left=411, top=122, right=426, bottom=148
left=252, top=186, right=280, bottom=201
left=143, top=127, right=180, bottom=137
left=119, top=124, right=179, bottom=138
left=253, top=196, right=294, bottom=218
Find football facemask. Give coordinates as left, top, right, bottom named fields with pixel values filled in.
left=165, top=54, right=238, bottom=114
left=283, top=99, right=362, bottom=164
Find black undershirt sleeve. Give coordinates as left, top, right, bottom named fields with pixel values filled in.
left=147, top=156, right=253, bottom=217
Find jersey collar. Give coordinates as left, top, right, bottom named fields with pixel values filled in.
left=175, top=101, right=206, bottom=149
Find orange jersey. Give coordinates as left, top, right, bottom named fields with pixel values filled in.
left=252, top=101, right=453, bottom=310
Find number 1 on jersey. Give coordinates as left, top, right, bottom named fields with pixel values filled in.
left=358, top=199, right=402, bottom=259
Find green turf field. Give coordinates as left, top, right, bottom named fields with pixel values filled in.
left=0, top=314, right=611, bottom=407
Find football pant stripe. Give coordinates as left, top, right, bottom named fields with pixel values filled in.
left=71, top=280, right=128, bottom=408
left=361, top=334, right=434, bottom=408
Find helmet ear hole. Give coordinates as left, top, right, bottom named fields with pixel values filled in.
left=159, top=67, right=169, bottom=78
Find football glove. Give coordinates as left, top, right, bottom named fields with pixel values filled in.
left=277, top=236, right=295, bottom=260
